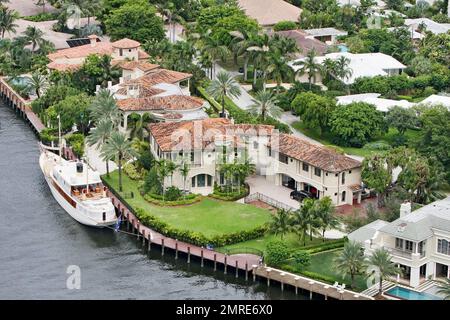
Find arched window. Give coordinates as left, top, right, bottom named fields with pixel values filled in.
left=341, top=172, right=345, bottom=185
left=341, top=191, right=346, bottom=202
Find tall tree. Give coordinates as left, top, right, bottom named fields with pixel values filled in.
left=267, top=50, right=294, bottom=93
left=333, top=241, right=366, bottom=289
left=101, top=131, right=137, bottom=192
left=89, top=89, right=121, bottom=126
left=269, top=209, right=292, bottom=240
left=23, top=26, right=45, bottom=54
left=366, top=248, right=401, bottom=295
left=87, top=119, right=113, bottom=177
left=362, top=153, right=392, bottom=207
left=293, top=49, right=321, bottom=89
left=206, top=71, right=241, bottom=118
left=316, top=196, right=338, bottom=241
left=28, top=72, right=49, bottom=98
left=248, top=90, right=283, bottom=121
left=0, top=8, right=19, bottom=39
left=179, top=160, right=190, bottom=199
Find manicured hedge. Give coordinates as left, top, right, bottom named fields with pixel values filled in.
left=280, top=265, right=337, bottom=284
left=134, top=207, right=269, bottom=247
left=143, top=193, right=202, bottom=206
left=210, top=184, right=249, bottom=201
left=301, top=238, right=347, bottom=254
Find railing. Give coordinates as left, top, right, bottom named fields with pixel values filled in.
left=386, top=247, right=426, bottom=259
left=244, top=192, right=298, bottom=212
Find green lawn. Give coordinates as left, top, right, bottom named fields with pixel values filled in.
left=292, top=121, right=422, bottom=158
left=301, top=250, right=368, bottom=292
left=217, top=232, right=326, bottom=254
left=103, top=171, right=272, bottom=237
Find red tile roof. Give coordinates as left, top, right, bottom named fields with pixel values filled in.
left=123, top=69, right=192, bottom=88
left=148, top=119, right=274, bottom=152
left=274, top=133, right=361, bottom=172
left=120, top=61, right=159, bottom=72
left=112, top=38, right=141, bottom=49
left=117, top=95, right=205, bottom=112
left=275, top=30, right=328, bottom=56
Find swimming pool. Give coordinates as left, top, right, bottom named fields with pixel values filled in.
left=386, top=286, right=442, bottom=300
left=338, top=44, right=349, bottom=53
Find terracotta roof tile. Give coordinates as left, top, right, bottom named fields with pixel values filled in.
left=120, top=61, right=159, bottom=72
left=112, top=38, right=141, bottom=49
left=117, top=95, right=205, bottom=112
left=274, top=133, right=361, bottom=172
left=122, top=69, right=192, bottom=88
left=115, top=86, right=165, bottom=98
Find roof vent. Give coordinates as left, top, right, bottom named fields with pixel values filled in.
left=397, top=222, right=407, bottom=233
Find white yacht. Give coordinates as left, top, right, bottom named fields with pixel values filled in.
left=39, top=146, right=118, bottom=227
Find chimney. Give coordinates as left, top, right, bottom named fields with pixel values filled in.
left=119, top=77, right=124, bottom=84
left=400, top=201, right=411, bottom=218
left=88, top=35, right=98, bottom=48
left=107, top=81, right=112, bottom=89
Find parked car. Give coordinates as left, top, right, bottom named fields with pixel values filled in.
left=290, top=190, right=313, bottom=202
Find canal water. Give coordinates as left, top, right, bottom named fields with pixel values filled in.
left=0, top=103, right=302, bottom=299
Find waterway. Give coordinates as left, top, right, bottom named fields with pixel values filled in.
left=0, top=102, right=302, bottom=299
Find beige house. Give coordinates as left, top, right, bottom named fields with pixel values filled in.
left=238, top=0, right=302, bottom=28
left=47, top=36, right=149, bottom=72
left=147, top=118, right=363, bottom=205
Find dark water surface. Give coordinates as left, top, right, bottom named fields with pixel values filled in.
left=0, top=103, right=303, bottom=300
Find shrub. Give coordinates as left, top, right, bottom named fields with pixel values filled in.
left=165, top=186, right=182, bottom=201
left=138, top=152, right=154, bottom=171
left=143, top=193, right=201, bottom=206
left=23, top=12, right=59, bottom=22
left=40, top=128, right=58, bottom=144
left=291, top=250, right=311, bottom=268
left=265, top=240, right=290, bottom=267
left=65, top=133, right=84, bottom=158
left=273, top=20, right=298, bottom=31
left=123, top=163, right=142, bottom=180
left=211, top=184, right=249, bottom=201
left=143, top=167, right=162, bottom=194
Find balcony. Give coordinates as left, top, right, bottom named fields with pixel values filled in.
left=386, top=247, right=426, bottom=260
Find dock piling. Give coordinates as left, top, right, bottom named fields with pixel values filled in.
left=224, top=255, right=227, bottom=275
left=161, top=238, right=165, bottom=256
left=200, top=249, right=204, bottom=268
left=235, top=261, right=238, bottom=278
left=175, top=241, right=178, bottom=260
left=213, top=254, right=217, bottom=271
left=245, top=263, right=248, bottom=281
left=187, top=247, right=190, bottom=264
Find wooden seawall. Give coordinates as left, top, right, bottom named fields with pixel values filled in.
left=0, top=77, right=45, bottom=134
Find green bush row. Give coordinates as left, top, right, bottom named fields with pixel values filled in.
left=64, top=133, right=84, bottom=158
left=143, top=193, right=201, bottom=206
left=210, top=185, right=249, bottom=201
left=301, top=238, right=346, bottom=254
left=22, top=12, right=59, bottom=22
left=280, top=264, right=337, bottom=284
left=135, top=207, right=269, bottom=247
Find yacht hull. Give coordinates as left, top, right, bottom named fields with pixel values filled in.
left=39, top=151, right=117, bottom=228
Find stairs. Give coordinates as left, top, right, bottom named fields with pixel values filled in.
left=361, top=280, right=396, bottom=297
left=416, top=280, right=437, bottom=292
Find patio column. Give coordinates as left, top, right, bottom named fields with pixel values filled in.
left=357, top=191, right=362, bottom=204
left=410, top=266, right=420, bottom=288
left=426, top=262, right=435, bottom=280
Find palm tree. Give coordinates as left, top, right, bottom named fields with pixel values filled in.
left=28, top=72, right=48, bottom=98
left=157, top=1, right=184, bottom=43
left=249, top=90, right=283, bottom=121
left=247, top=33, right=271, bottom=86
left=35, top=0, right=47, bottom=14
left=23, top=26, right=45, bottom=54
left=229, top=30, right=259, bottom=80
left=334, top=56, right=353, bottom=93
left=267, top=50, right=293, bottom=93
left=166, top=160, right=178, bottom=187
left=0, top=8, right=19, bottom=39
left=366, top=248, right=402, bottom=295
left=101, top=132, right=138, bottom=192
left=316, top=197, right=339, bottom=241
left=321, top=57, right=337, bottom=82
left=333, top=241, right=366, bottom=289
left=179, top=160, right=190, bottom=199
left=128, top=113, right=154, bottom=140
left=437, top=278, right=450, bottom=300
left=291, top=206, right=311, bottom=246
left=96, top=55, right=121, bottom=87
left=87, top=119, right=113, bottom=177
left=155, top=159, right=171, bottom=201
left=89, top=89, right=121, bottom=126
left=293, top=49, right=321, bottom=89
left=197, top=31, right=230, bottom=78
left=206, top=71, right=241, bottom=118
left=270, top=209, right=292, bottom=240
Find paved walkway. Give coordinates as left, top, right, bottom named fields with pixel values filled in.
left=85, top=143, right=117, bottom=175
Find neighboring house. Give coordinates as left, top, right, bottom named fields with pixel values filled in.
left=237, top=0, right=302, bottom=29
left=290, top=52, right=406, bottom=85
left=349, top=197, right=450, bottom=288
left=388, top=26, right=424, bottom=40
left=404, top=18, right=450, bottom=36
left=336, top=0, right=386, bottom=8
left=274, top=30, right=328, bottom=57
left=47, top=36, right=149, bottom=72
left=105, top=61, right=208, bottom=132
left=303, top=28, right=348, bottom=44
left=336, top=93, right=413, bottom=113
left=147, top=118, right=363, bottom=205
left=420, top=95, right=450, bottom=110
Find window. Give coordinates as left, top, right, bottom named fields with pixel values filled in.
left=279, top=154, right=288, bottom=164
left=395, top=238, right=404, bottom=249
left=253, top=141, right=259, bottom=149
left=207, top=175, right=212, bottom=187
left=191, top=177, right=195, bottom=187
left=341, top=172, right=345, bottom=185
left=341, top=191, right=346, bottom=202
left=302, top=163, right=309, bottom=172
left=314, top=167, right=321, bottom=177
left=197, top=174, right=206, bottom=187
left=220, top=173, right=224, bottom=185
left=119, top=48, right=123, bottom=56
left=437, top=239, right=450, bottom=255
left=405, top=240, right=413, bottom=252
left=268, top=147, right=272, bottom=157
left=349, top=170, right=352, bottom=174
